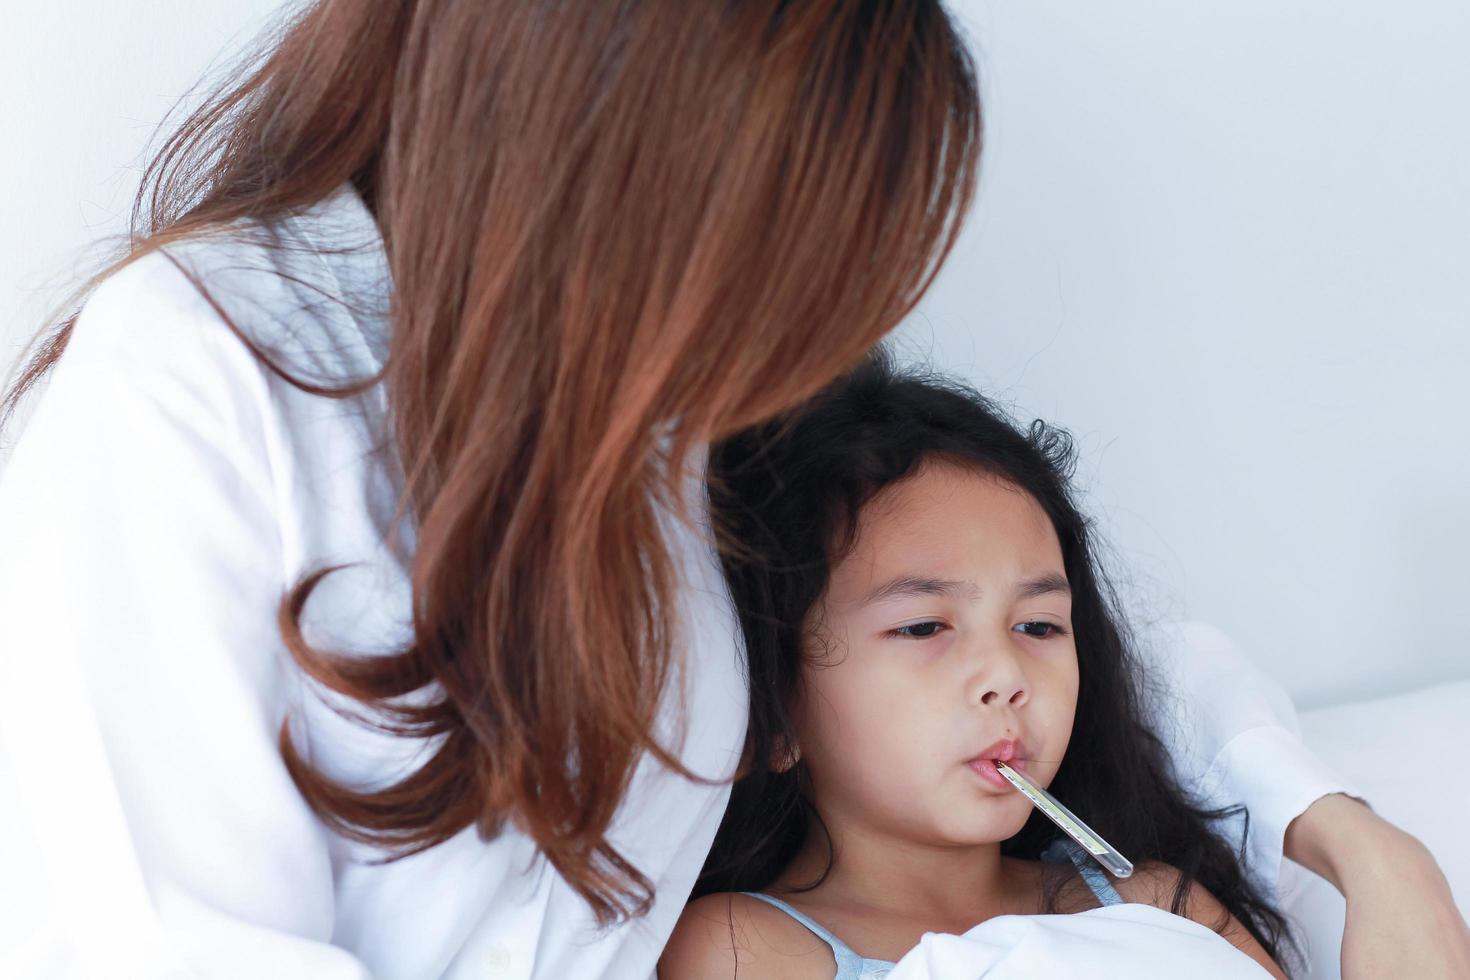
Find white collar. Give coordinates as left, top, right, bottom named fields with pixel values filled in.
left=280, top=181, right=394, bottom=371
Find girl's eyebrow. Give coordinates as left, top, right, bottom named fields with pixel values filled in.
left=860, top=572, right=1071, bottom=606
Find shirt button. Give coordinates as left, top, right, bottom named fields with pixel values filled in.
left=483, top=942, right=512, bottom=977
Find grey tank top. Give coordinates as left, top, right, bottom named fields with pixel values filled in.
left=740, top=836, right=1125, bottom=980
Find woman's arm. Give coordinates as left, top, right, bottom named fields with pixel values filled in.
left=1133, top=621, right=1365, bottom=895
left=0, top=257, right=372, bottom=978
left=1140, top=622, right=1470, bottom=979
left=1285, top=793, right=1470, bottom=980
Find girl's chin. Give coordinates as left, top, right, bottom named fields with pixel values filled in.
left=938, top=802, right=1033, bottom=844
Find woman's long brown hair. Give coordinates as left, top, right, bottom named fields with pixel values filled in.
left=1, top=0, right=981, bottom=926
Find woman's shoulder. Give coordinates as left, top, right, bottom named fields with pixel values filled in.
left=52, top=232, right=395, bottom=511
left=69, top=244, right=254, bottom=367
left=74, top=226, right=383, bottom=385
left=11, top=229, right=397, bottom=573
left=658, top=891, right=837, bottom=980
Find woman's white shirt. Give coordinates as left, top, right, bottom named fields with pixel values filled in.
left=0, top=183, right=1357, bottom=979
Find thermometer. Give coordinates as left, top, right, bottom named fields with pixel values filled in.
left=994, top=759, right=1133, bottom=879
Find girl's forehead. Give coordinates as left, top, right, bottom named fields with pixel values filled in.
left=853, top=464, right=1050, bottom=546
left=829, top=466, right=1064, bottom=600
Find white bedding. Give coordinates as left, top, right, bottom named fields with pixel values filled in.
left=885, top=901, right=1271, bottom=978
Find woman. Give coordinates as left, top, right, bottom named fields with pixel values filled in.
left=0, top=1, right=1462, bottom=978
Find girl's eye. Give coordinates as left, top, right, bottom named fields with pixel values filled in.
left=1013, top=621, right=1068, bottom=639
left=888, top=621, right=947, bottom=639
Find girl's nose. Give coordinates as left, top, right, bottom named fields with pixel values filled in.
left=966, top=641, right=1029, bottom=709
left=979, top=685, right=1027, bottom=707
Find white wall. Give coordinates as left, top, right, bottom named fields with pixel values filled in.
left=0, top=0, right=283, bottom=395
left=902, top=0, right=1470, bottom=709
left=2, top=3, right=1466, bottom=712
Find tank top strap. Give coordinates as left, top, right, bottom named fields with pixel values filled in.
left=739, top=892, right=896, bottom=979
left=1039, top=836, right=1125, bottom=906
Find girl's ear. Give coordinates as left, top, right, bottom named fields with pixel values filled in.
left=733, top=739, right=754, bottom=781
left=731, top=731, right=800, bottom=779
left=769, top=734, right=801, bottom=773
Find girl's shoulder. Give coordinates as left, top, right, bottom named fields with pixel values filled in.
left=1109, top=862, right=1287, bottom=979
left=1110, top=860, right=1227, bottom=923
left=659, top=891, right=838, bottom=980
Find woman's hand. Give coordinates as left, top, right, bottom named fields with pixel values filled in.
left=1284, top=792, right=1470, bottom=979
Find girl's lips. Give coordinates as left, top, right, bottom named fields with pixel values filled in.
left=966, top=755, right=1026, bottom=790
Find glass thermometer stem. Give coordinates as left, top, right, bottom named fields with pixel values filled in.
left=994, top=759, right=1134, bottom=879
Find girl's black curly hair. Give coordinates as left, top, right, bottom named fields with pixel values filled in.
left=698, top=344, right=1297, bottom=971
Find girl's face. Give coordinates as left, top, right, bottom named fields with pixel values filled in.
left=792, top=461, right=1079, bottom=847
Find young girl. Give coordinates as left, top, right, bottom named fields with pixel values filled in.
left=660, top=348, right=1294, bottom=978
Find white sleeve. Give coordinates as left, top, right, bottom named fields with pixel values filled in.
left=1136, top=621, right=1369, bottom=901
left=0, top=258, right=372, bottom=979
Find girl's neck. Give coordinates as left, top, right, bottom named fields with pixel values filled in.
left=771, top=821, right=1026, bottom=926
